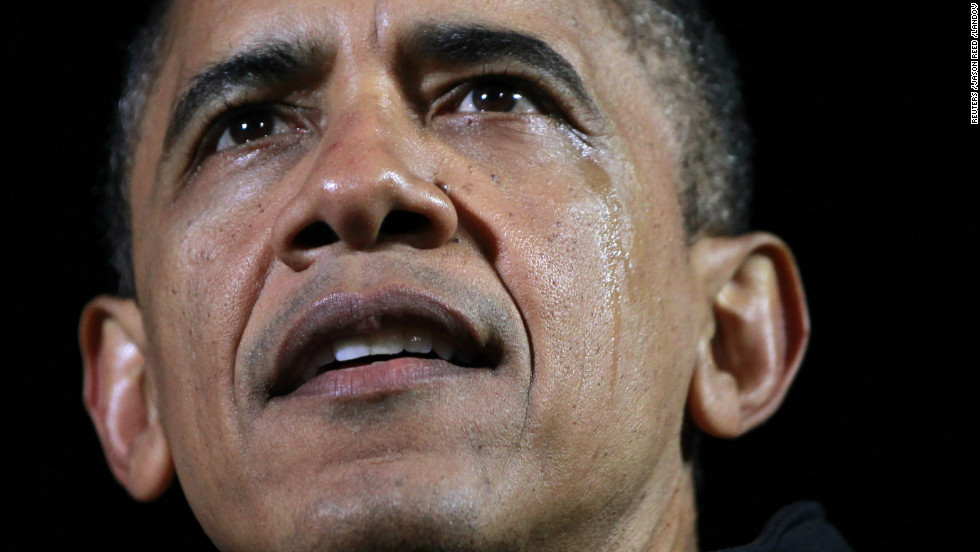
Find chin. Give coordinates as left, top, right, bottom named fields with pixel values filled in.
left=203, top=450, right=525, bottom=552
left=285, top=474, right=523, bottom=552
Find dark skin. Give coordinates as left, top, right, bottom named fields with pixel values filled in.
left=81, top=1, right=809, bottom=550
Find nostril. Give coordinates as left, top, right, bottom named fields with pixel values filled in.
left=293, top=221, right=340, bottom=249
left=379, top=210, right=431, bottom=237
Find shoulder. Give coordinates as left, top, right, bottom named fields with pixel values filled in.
left=712, top=502, right=853, bottom=552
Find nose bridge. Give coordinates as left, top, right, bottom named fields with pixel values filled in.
left=271, top=78, right=458, bottom=270
left=322, top=88, right=420, bottom=188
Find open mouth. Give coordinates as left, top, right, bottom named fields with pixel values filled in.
left=302, top=324, right=486, bottom=377
left=268, top=306, right=501, bottom=399
left=259, top=287, right=509, bottom=400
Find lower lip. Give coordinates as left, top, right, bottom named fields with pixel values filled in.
left=283, top=357, right=478, bottom=400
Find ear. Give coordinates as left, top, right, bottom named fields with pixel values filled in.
left=687, top=233, right=810, bottom=438
left=80, top=296, right=173, bottom=501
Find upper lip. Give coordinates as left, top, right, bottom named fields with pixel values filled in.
left=260, top=285, right=503, bottom=397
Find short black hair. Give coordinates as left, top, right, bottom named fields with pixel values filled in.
left=608, top=0, right=751, bottom=238
left=103, top=0, right=750, bottom=297
left=103, top=0, right=172, bottom=297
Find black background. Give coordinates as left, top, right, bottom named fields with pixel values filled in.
left=6, top=2, right=973, bottom=550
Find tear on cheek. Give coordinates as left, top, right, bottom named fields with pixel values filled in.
left=435, top=116, right=590, bottom=169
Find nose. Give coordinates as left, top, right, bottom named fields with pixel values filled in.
left=271, top=108, right=457, bottom=271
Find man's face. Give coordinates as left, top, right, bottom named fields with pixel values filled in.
left=128, top=0, right=703, bottom=549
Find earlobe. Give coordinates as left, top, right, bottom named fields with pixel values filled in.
left=80, top=296, right=173, bottom=501
left=688, top=234, right=810, bottom=438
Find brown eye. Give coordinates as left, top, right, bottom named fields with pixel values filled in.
left=456, top=81, right=541, bottom=114
left=215, top=109, right=290, bottom=152
left=473, top=83, right=520, bottom=111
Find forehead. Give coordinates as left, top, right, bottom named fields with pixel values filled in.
left=158, top=0, right=631, bottom=114
left=165, top=0, right=616, bottom=59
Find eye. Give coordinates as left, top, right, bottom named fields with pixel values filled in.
left=214, top=107, right=294, bottom=153
left=455, top=80, right=543, bottom=114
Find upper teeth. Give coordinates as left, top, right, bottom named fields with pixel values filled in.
left=302, top=326, right=466, bottom=380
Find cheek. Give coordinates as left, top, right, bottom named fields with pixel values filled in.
left=133, top=156, right=289, bottom=491
left=442, top=125, right=630, bottom=423
left=437, top=117, right=626, bottom=382
left=146, top=144, right=303, bottom=327
left=441, top=118, right=696, bottom=505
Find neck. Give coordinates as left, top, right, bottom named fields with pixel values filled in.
left=575, top=465, right=699, bottom=552
left=641, top=469, right=699, bottom=552
left=625, top=467, right=700, bottom=552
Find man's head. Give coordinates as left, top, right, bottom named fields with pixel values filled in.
left=103, top=0, right=751, bottom=298
left=81, top=1, right=808, bottom=550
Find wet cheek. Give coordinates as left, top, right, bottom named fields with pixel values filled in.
left=444, top=126, right=626, bottom=410
left=426, top=120, right=629, bottom=470
left=434, top=116, right=589, bottom=168
left=486, top=158, right=655, bottom=513
left=442, top=121, right=683, bottom=479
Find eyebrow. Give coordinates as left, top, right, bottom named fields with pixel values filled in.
left=163, top=24, right=597, bottom=152
left=405, top=24, right=595, bottom=110
left=163, top=41, right=324, bottom=152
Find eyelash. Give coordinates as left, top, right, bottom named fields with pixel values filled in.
left=432, top=72, right=560, bottom=118
left=190, top=72, right=568, bottom=165
left=195, top=103, right=304, bottom=157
